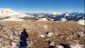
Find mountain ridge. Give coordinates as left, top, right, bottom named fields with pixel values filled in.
left=0, top=8, right=84, bottom=22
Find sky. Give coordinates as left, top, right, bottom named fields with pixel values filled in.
left=0, top=0, right=84, bottom=13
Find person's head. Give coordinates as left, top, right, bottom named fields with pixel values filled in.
left=23, top=29, right=26, bottom=32
left=22, top=29, right=28, bottom=37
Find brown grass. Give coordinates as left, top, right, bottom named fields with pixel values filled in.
left=0, top=21, right=84, bottom=48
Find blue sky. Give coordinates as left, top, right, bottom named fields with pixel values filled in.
left=0, top=0, right=84, bottom=13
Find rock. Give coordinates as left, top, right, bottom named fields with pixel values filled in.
left=47, top=32, right=54, bottom=37
left=70, top=44, right=84, bottom=48
left=40, top=34, right=46, bottom=38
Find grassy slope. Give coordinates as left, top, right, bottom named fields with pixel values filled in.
left=0, top=21, right=84, bottom=48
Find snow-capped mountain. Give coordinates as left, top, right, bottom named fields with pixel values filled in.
left=0, top=8, right=84, bottom=22
left=0, top=8, right=31, bottom=17
left=0, top=8, right=34, bottom=21
left=49, top=12, right=63, bottom=15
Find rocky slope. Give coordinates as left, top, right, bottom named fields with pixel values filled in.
left=0, top=21, right=85, bottom=48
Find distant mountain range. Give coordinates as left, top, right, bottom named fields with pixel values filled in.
left=0, top=8, right=85, bottom=21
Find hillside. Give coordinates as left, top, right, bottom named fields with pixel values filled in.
left=0, top=21, right=85, bottom=48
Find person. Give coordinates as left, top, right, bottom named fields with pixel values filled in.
left=19, top=29, right=28, bottom=48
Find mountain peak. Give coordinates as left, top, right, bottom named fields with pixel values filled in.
left=0, top=8, right=30, bottom=21
left=0, top=8, right=20, bottom=16
left=49, top=12, right=63, bottom=15
left=0, top=8, right=30, bottom=17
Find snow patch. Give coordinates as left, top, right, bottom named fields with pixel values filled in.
left=70, top=44, right=84, bottom=48
left=65, top=13, right=70, bottom=16
left=3, top=17, right=23, bottom=21
left=60, top=18, right=67, bottom=22
left=38, top=18, right=48, bottom=21
left=56, top=45, right=64, bottom=48
left=49, top=12, right=63, bottom=15
left=78, top=19, right=85, bottom=25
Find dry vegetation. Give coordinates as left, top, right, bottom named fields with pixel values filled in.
left=0, top=21, right=85, bottom=48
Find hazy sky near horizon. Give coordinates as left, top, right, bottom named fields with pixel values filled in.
left=0, top=0, right=84, bottom=13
